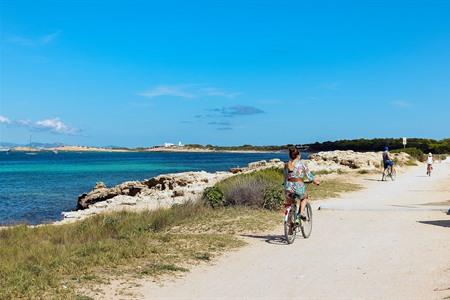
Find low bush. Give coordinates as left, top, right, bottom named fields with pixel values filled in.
left=216, top=168, right=284, bottom=210
left=262, top=185, right=285, bottom=210
left=203, top=186, right=225, bottom=208
left=392, top=147, right=425, bottom=162
left=210, top=168, right=363, bottom=210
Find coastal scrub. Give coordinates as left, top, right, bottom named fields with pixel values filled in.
left=0, top=203, right=277, bottom=299
left=204, top=168, right=362, bottom=208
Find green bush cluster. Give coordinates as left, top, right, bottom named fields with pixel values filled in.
left=203, top=186, right=225, bottom=208
left=262, top=186, right=285, bottom=210
left=392, top=147, right=426, bottom=162
left=203, top=168, right=285, bottom=210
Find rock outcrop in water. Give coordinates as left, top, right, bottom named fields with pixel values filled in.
left=61, top=152, right=411, bottom=224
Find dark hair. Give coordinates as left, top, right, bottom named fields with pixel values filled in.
left=288, top=146, right=300, bottom=160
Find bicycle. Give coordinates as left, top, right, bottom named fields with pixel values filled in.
left=426, top=164, right=432, bottom=176
left=382, top=164, right=396, bottom=181
left=284, top=194, right=313, bottom=244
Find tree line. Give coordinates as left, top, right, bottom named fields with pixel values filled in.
left=186, top=138, right=450, bottom=154
left=305, top=138, right=450, bottom=154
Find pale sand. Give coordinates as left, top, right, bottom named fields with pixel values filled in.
left=141, top=147, right=279, bottom=153
left=50, top=146, right=131, bottom=152
left=94, top=161, right=450, bottom=300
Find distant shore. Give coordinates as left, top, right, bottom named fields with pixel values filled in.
left=7, top=145, right=282, bottom=154
left=144, top=146, right=280, bottom=154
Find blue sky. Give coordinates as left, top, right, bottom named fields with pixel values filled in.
left=1, top=0, right=449, bottom=147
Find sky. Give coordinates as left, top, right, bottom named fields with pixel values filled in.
left=1, top=0, right=449, bottom=147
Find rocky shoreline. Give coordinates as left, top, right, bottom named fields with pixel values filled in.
left=56, top=150, right=411, bottom=225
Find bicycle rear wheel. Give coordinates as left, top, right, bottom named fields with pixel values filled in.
left=389, top=168, right=396, bottom=181
left=300, top=202, right=313, bottom=238
left=284, top=208, right=296, bottom=244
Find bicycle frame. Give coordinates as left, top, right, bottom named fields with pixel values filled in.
left=284, top=203, right=295, bottom=223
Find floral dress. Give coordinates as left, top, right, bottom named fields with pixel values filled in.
left=284, top=159, right=315, bottom=199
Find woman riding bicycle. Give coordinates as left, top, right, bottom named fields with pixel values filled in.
left=284, top=146, right=320, bottom=224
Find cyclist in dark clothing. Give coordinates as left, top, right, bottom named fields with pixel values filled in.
left=382, top=146, right=395, bottom=179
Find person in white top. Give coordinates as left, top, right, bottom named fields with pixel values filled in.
left=426, top=153, right=433, bottom=176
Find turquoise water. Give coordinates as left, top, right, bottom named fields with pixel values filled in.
left=0, top=151, right=287, bottom=225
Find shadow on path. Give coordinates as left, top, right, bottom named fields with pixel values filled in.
left=363, top=178, right=383, bottom=182
left=417, top=220, right=450, bottom=228
left=241, top=234, right=287, bottom=246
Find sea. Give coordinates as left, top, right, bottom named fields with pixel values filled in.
left=0, top=151, right=289, bottom=225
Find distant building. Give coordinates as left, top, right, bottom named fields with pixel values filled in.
left=163, top=141, right=184, bottom=148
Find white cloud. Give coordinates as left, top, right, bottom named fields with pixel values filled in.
left=16, top=119, right=32, bottom=126
left=138, top=85, right=195, bottom=99
left=0, top=115, right=11, bottom=124
left=138, top=84, right=241, bottom=99
left=35, top=118, right=78, bottom=134
left=199, top=87, right=242, bottom=99
left=2, top=116, right=79, bottom=135
left=7, top=36, right=34, bottom=46
left=6, top=31, right=61, bottom=47
left=41, top=31, right=61, bottom=44
left=320, top=82, right=340, bottom=91
left=390, top=100, right=411, bottom=108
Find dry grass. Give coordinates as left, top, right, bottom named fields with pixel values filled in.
left=307, top=179, right=362, bottom=200
left=0, top=203, right=268, bottom=299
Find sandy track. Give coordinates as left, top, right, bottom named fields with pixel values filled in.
left=105, top=161, right=450, bottom=300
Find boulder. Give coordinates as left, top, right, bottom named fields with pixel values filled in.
left=95, top=182, right=107, bottom=189
left=248, top=160, right=267, bottom=169
left=230, top=167, right=244, bottom=174
left=77, top=181, right=146, bottom=209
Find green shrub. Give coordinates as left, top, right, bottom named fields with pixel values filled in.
left=392, top=147, right=426, bottom=162
left=203, top=186, right=225, bottom=208
left=262, top=185, right=284, bottom=210
left=216, top=168, right=284, bottom=210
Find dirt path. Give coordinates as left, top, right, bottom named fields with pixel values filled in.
left=105, top=161, right=450, bottom=300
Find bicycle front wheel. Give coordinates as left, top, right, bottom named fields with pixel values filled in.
left=390, top=168, right=396, bottom=181
left=284, top=209, right=296, bottom=244
left=300, top=202, right=313, bottom=238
